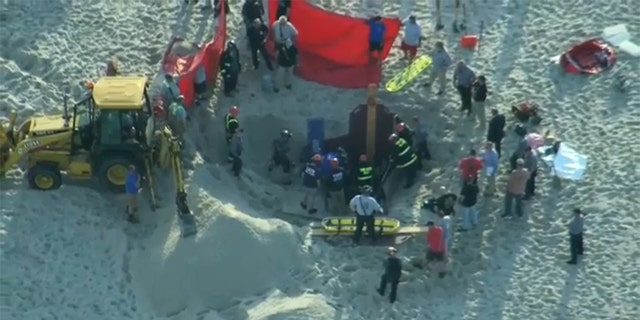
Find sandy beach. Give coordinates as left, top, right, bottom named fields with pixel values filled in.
left=1, top=0, right=639, bottom=319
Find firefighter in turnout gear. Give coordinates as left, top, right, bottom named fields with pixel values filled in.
left=389, top=133, right=418, bottom=189
left=225, top=106, right=240, bottom=161
left=221, top=40, right=241, bottom=96
left=356, top=154, right=374, bottom=189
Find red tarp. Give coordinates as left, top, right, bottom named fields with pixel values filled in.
left=267, top=0, right=401, bottom=89
left=162, top=1, right=227, bottom=107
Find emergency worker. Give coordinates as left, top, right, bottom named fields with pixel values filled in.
left=301, top=154, right=322, bottom=214
left=324, top=157, right=345, bottom=214
left=389, top=134, right=418, bottom=188
left=270, top=129, right=293, bottom=184
left=357, top=154, right=374, bottom=189
left=224, top=106, right=240, bottom=160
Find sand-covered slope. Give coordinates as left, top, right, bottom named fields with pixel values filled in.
left=2, top=0, right=640, bottom=320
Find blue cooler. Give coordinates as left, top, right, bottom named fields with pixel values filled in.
left=307, top=117, right=325, bottom=155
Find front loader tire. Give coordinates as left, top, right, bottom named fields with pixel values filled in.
left=98, top=156, right=138, bottom=193
left=27, top=163, right=63, bottom=191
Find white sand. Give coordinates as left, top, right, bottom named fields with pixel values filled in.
left=2, top=0, right=640, bottom=319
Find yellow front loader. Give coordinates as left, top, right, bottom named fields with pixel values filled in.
left=0, top=76, right=196, bottom=237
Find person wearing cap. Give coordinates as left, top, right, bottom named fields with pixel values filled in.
left=423, top=221, right=447, bottom=278
left=270, top=130, right=294, bottom=184
left=389, top=133, right=418, bottom=189
left=168, top=96, right=187, bottom=139
left=400, top=15, right=424, bottom=62
left=502, top=159, right=530, bottom=218
left=425, top=41, right=452, bottom=95
left=356, top=154, right=374, bottom=189
left=225, top=106, right=240, bottom=160
left=567, top=208, right=585, bottom=265
left=124, top=165, right=140, bottom=224
left=350, top=186, right=383, bottom=244
left=324, top=157, right=346, bottom=214
left=301, top=154, right=323, bottom=214
left=395, top=121, right=414, bottom=151
left=376, top=246, right=402, bottom=303
left=229, top=129, right=244, bottom=177
left=221, top=40, right=241, bottom=97
left=247, top=18, right=273, bottom=71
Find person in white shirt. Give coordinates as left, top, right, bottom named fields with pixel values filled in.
left=349, top=186, right=383, bottom=244
left=272, top=16, right=298, bottom=46
left=400, top=16, right=424, bottom=62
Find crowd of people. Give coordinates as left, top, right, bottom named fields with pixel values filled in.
left=178, top=0, right=587, bottom=304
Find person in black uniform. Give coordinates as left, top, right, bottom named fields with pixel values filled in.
left=224, top=106, right=240, bottom=161
left=324, top=157, right=346, bottom=214
left=220, top=40, right=241, bottom=97
left=242, top=0, right=264, bottom=28
left=389, top=133, right=418, bottom=189
left=356, top=154, right=374, bottom=189
left=301, top=154, right=322, bottom=214
left=395, top=122, right=414, bottom=149
left=247, top=19, right=273, bottom=71
left=377, top=246, right=402, bottom=303
left=276, top=0, right=291, bottom=19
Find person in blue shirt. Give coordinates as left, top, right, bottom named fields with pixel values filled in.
left=300, top=154, right=322, bottom=214
left=125, top=165, right=140, bottom=224
left=367, top=16, right=386, bottom=64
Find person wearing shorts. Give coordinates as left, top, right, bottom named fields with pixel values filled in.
left=125, top=165, right=140, bottom=224
left=400, top=16, right=423, bottom=62
left=425, top=221, right=447, bottom=278
left=367, top=16, right=386, bottom=63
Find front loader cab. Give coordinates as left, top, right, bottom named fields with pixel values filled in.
left=88, top=76, right=154, bottom=192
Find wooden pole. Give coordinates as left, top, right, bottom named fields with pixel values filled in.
left=366, top=83, right=378, bottom=163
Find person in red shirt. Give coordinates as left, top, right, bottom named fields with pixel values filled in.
left=424, top=221, right=447, bottom=278
left=458, top=149, right=483, bottom=186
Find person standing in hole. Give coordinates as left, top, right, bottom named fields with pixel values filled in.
left=350, top=186, right=383, bottom=245
left=229, top=129, right=244, bottom=177
left=269, top=130, right=294, bottom=184
left=567, top=208, right=585, bottom=265
left=366, top=16, right=387, bottom=65
left=453, top=61, right=476, bottom=115
left=472, top=75, right=488, bottom=126
left=125, top=165, right=140, bottom=224
left=301, top=154, right=322, bottom=214
left=376, top=246, right=402, bottom=303
left=247, top=18, right=273, bottom=71
left=487, top=109, right=506, bottom=157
